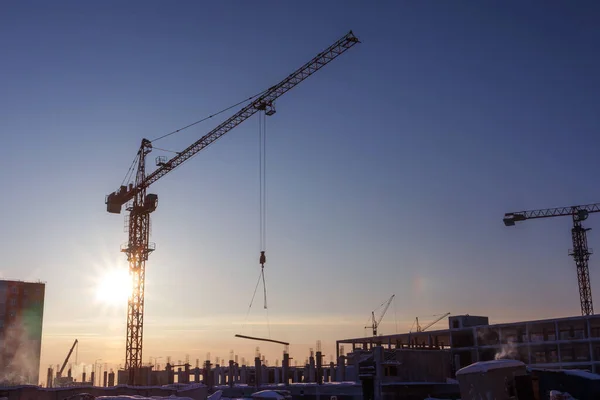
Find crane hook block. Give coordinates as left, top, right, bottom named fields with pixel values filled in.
left=259, top=251, right=266, bottom=266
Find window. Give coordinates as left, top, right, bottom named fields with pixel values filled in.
left=11, top=286, right=17, bottom=294
left=10, top=299, right=16, bottom=306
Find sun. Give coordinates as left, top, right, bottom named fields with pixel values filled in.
left=94, top=267, right=131, bottom=307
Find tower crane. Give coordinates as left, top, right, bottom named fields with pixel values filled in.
left=365, top=294, right=395, bottom=336
left=504, top=203, right=600, bottom=316
left=415, top=312, right=450, bottom=332
left=105, top=31, right=360, bottom=385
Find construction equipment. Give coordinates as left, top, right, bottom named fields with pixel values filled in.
left=105, top=31, right=360, bottom=384
left=54, top=339, right=78, bottom=387
left=234, top=334, right=289, bottom=346
left=504, top=203, right=600, bottom=316
left=415, top=312, right=450, bottom=332
left=365, top=294, right=395, bottom=336
left=58, top=339, right=78, bottom=378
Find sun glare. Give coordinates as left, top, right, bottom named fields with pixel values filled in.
left=95, top=267, right=131, bottom=307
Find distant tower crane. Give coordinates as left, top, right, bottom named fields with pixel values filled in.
left=503, top=203, right=600, bottom=316
left=105, top=31, right=360, bottom=385
left=415, top=312, right=450, bottom=332
left=365, top=294, right=395, bottom=336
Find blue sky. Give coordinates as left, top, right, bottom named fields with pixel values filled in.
left=2, top=0, right=600, bottom=378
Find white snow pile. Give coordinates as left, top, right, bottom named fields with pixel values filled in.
left=208, top=390, right=223, bottom=400
left=549, top=390, right=577, bottom=400
left=424, top=398, right=460, bottom=400
left=456, top=359, right=525, bottom=375
left=96, top=396, right=194, bottom=400
left=561, top=369, right=600, bottom=380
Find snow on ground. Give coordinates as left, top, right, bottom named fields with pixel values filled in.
left=96, top=397, right=194, bottom=400
left=561, top=369, right=600, bottom=380
left=549, top=390, right=577, bottom=400
left=208, top=390, right=223, bottom=400
left=456, top=359, right=525, bottom=375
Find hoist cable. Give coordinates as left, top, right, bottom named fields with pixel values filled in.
left=150, top=89, right=269, bottom=143
left=242, top=270, right=264, bottom=330
left=152, top=146, right=180, bottom=154
left=120, top=153, right=140, bottom=188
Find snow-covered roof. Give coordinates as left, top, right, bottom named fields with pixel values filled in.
left=96, top=397, right=193, bottom=400
left=456, top=359, right=525, bottom=375
left=251, top=390, right=290, bottom=400
left=562, top=369, right=600, bottom=380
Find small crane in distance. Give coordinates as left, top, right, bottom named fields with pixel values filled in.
left=415, top=312, right=451, bottom=332
left=503, top=203, right=600, bottom=316
left=365, top=294, right=395, bottom=336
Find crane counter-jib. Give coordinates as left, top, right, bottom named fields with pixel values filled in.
left=105, top=30, right=360, bottom=214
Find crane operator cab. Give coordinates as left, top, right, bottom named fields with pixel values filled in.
left=144, top=194, right=158, bottom=213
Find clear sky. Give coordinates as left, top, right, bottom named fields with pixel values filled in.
left=2, top=0, right=600, bottom=382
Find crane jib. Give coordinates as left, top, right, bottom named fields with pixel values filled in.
left=106, top=31, right=360, bottom=213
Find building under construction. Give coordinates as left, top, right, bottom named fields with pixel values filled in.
left=337, top=313, right=600, bottom=375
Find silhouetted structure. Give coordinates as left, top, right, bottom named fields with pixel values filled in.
left=0, top=279, right=45, bottom=385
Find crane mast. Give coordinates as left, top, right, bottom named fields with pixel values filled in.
left=105, top=31, right=360, bottom=385
left=504, top=202, right=600, bottom=316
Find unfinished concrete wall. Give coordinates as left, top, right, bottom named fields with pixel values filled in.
left=393, top=349, right=452, bottom=382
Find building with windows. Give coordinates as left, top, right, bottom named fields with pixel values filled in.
left=0, top=280, right=45, bottom=385
left=336, top=314, right=600, bottom=376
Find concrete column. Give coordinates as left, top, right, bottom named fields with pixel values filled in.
left=274, top=367, right=280, bottom=384
left=374, top=346, right=384, bottom=400
left=282, top=353, right=290, bottom=385
left=166, top=364, right=174, bottom=385
left=228, top=360, right=234, bottom=387
left=337, top=356, right=346, bottom=381
left=108, top=371, right=115, bottom=387
left=184, top=364, right=190, bottom=384
left=322, top=367, right=328, bottom=383
left=254, top=357, right=261, bottom=389
left=91, top=371, right=95, bottom=386
left=215, top=365, right=221, bottom=386
left=309, top=355, right=316, bottom=382
left=329, top=362, right=335, bottom=382
left=103, top=371, right=108, bottom=387
left=556, top=321, right=562, bottom=367
left=261, top=364, right=268, bottom=384
left=194, top=368, right=200, bottom=383
left=46, top=368, right=53, bottom=388
left=316, top=351, right=323, bottom=384
left=82, top=372, right=86, bottom=384
left=293, top=368, right=299, bottom=383
left=241, top=366, right=247, bottom=384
